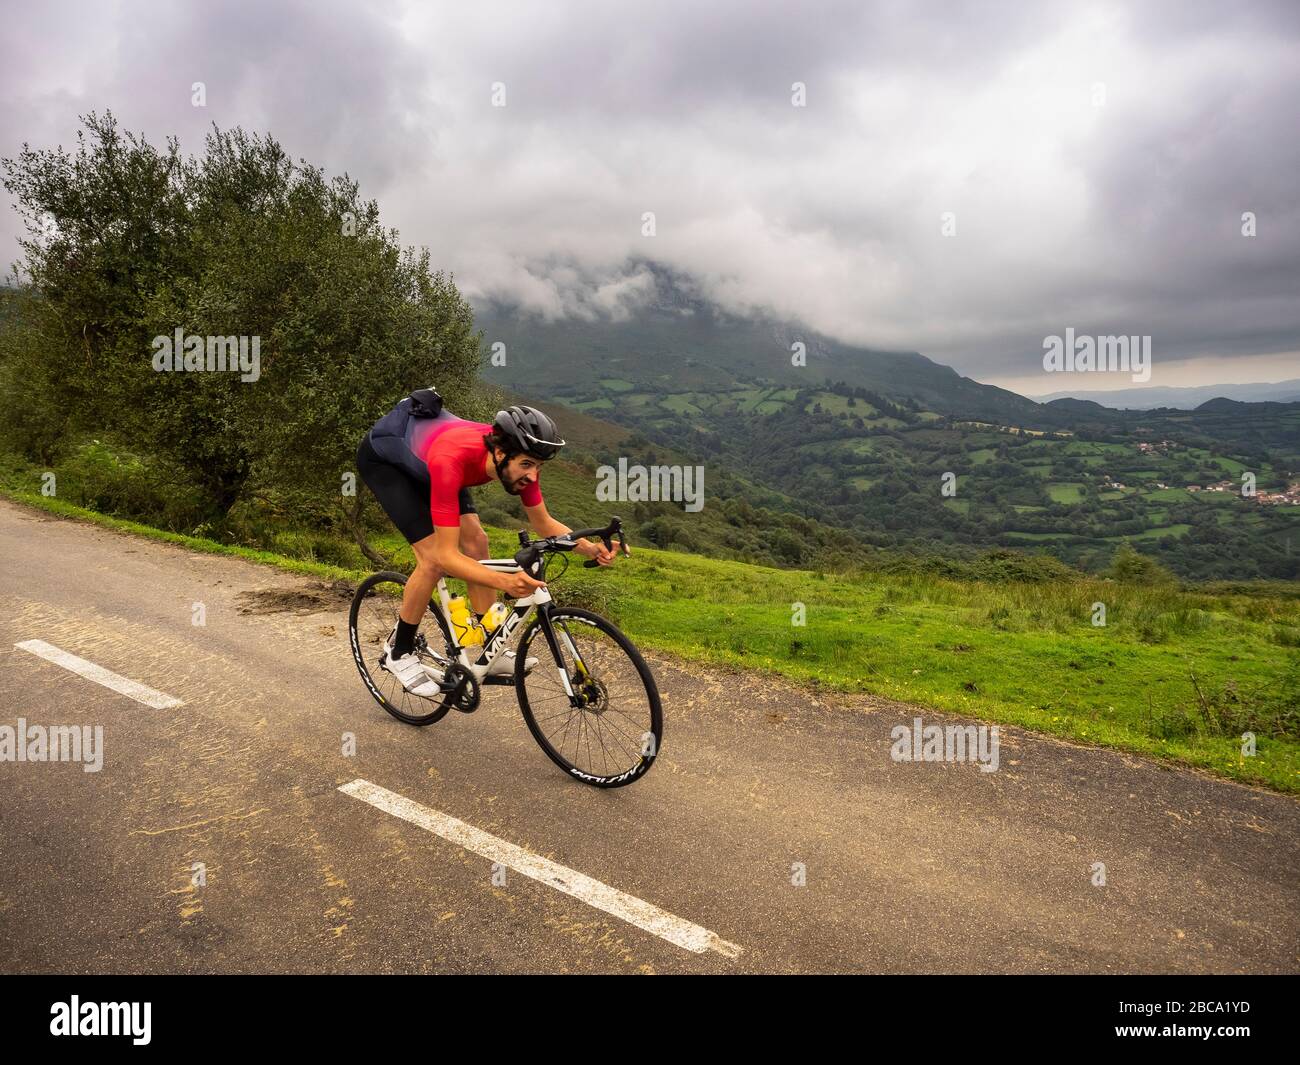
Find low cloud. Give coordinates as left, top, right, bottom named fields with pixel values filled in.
left=2, top=0, right=1296, bottom=387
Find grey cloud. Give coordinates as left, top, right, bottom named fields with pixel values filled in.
left=2, top=0, right=1297, bottom=386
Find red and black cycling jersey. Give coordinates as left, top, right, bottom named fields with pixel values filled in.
left=366, top=400, right=543, bottom=528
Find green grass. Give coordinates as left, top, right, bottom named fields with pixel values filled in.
left=4, top=483, right=1297, bottom=793
left=1213, top=455, right=1248, bottom=474
left=1192, top=490, right=1243, bottom=505
left=724, top=387, right=793, bottom=414
left=1047, top=483, right=1085, bottom=504
left=659, top=395, right=704, bottom=416
left=1063, top=442, right=1130, bottom=456
left=1111, top=524, right=1193, bottom=542
left=802, top=391, right=886, bottom=420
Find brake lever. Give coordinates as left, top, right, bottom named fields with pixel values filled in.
left=584, top=520, right=628, bottom=567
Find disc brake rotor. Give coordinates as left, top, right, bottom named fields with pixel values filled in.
left=572, top=673, right=609, bottom=713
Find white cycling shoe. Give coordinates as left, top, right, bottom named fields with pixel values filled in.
left=381, top=635, right=445, bottom=698
left=486, top=649, right=538, bottom=678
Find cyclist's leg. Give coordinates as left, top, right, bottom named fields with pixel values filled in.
left=403, top=534, right=443, bottom=625
left=457, top=496, right=495, bottom=616
left=356, top=433, right=440, bottom=626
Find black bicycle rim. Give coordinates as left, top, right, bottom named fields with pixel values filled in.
left=348, top=571, right=454, bottom=726
left=516, top=607, right=662, bottom=787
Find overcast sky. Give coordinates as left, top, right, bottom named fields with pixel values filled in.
left=2, top=0, right=1296, bottom=394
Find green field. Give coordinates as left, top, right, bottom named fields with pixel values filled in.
left=526, top=370, right=1300, bottom=581
left=659, top=394, right=704, bottom=415
left=1114, top=524, right=1193, bottom=541
left=1047, top=483, right=1085, bottom=504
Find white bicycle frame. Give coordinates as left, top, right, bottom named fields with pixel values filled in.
left=431, top=556, right=581, bottom=691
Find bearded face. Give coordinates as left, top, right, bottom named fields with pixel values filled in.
left=498, top=450, right=542, bottom=494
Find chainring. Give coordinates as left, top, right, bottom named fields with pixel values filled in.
left=442, top=662, right=481, bottom=713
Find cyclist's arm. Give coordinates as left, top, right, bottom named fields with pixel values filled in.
left=429, top=525, right=518, bottom=591
left=523, top=501, right=611, bottom=561
left=523, top=499, right=567, bottom=537
left=427, top=459, right=529, bottom=592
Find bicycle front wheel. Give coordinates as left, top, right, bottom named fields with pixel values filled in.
left=516, top=608, right=662, bottom=787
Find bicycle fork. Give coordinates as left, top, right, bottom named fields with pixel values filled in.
left=532, top=606, right=595, bottom=706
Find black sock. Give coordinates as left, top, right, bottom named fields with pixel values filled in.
left=393, top=618, right=419, bottom=658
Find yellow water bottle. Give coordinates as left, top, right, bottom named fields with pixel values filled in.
left=448, top=596, right=484, bottom=646
left=480, top=601, right=509, bottom=634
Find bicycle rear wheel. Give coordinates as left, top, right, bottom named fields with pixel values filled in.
left=349, top=571, right=456, bottom=725
left=515, top=607, right=662, bottom=787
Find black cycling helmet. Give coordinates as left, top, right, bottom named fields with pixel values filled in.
left=492, top=405, right=566, bottom=460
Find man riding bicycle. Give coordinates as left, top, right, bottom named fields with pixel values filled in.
left=356, top=389, right=617, bottom=696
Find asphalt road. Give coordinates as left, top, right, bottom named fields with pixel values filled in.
left=0, top=497, right=1296, bottom=973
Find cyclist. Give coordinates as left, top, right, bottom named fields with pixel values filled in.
left=356, top=390, right=617, bottom=696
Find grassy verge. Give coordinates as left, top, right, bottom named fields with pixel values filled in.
left=4, top=484, right=1297, bottom=794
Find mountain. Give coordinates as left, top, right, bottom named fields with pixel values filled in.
left=471, top=269, right=1299, bottom=581
left=474, top=264, right=1047, bottom=425
left=1045, top=397, right=1108, bottom=414
left=1031, top=380, right=1300, bottom=409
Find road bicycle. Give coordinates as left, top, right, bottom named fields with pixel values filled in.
left=348, top=516, right=661, bottom=788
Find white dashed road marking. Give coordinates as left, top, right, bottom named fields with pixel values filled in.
left=339, top=778, right=743, bottom=958
left=15, top=639, right=184, bottom=709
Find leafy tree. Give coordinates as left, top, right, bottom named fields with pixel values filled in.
left=2, top=112, right=485, bottom=561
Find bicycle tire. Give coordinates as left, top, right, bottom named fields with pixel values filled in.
left=348, top=570, right=457, bottom=726
left=515, top=607, right=662, bottom=787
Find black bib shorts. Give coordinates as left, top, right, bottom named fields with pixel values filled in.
left=356, top=430, right=476, bottom=545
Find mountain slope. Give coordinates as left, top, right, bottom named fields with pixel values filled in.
left=1033, top=379, right=1300, bottom=409
left=474, top=267, right=1045, bottom=424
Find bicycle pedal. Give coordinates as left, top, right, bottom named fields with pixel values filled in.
left=480, top=674, right=516, bottom=687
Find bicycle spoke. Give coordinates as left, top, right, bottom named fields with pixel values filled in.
left=591, top=712, right=642, bottom=755
left=556, top=710, right=582, bottom=762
